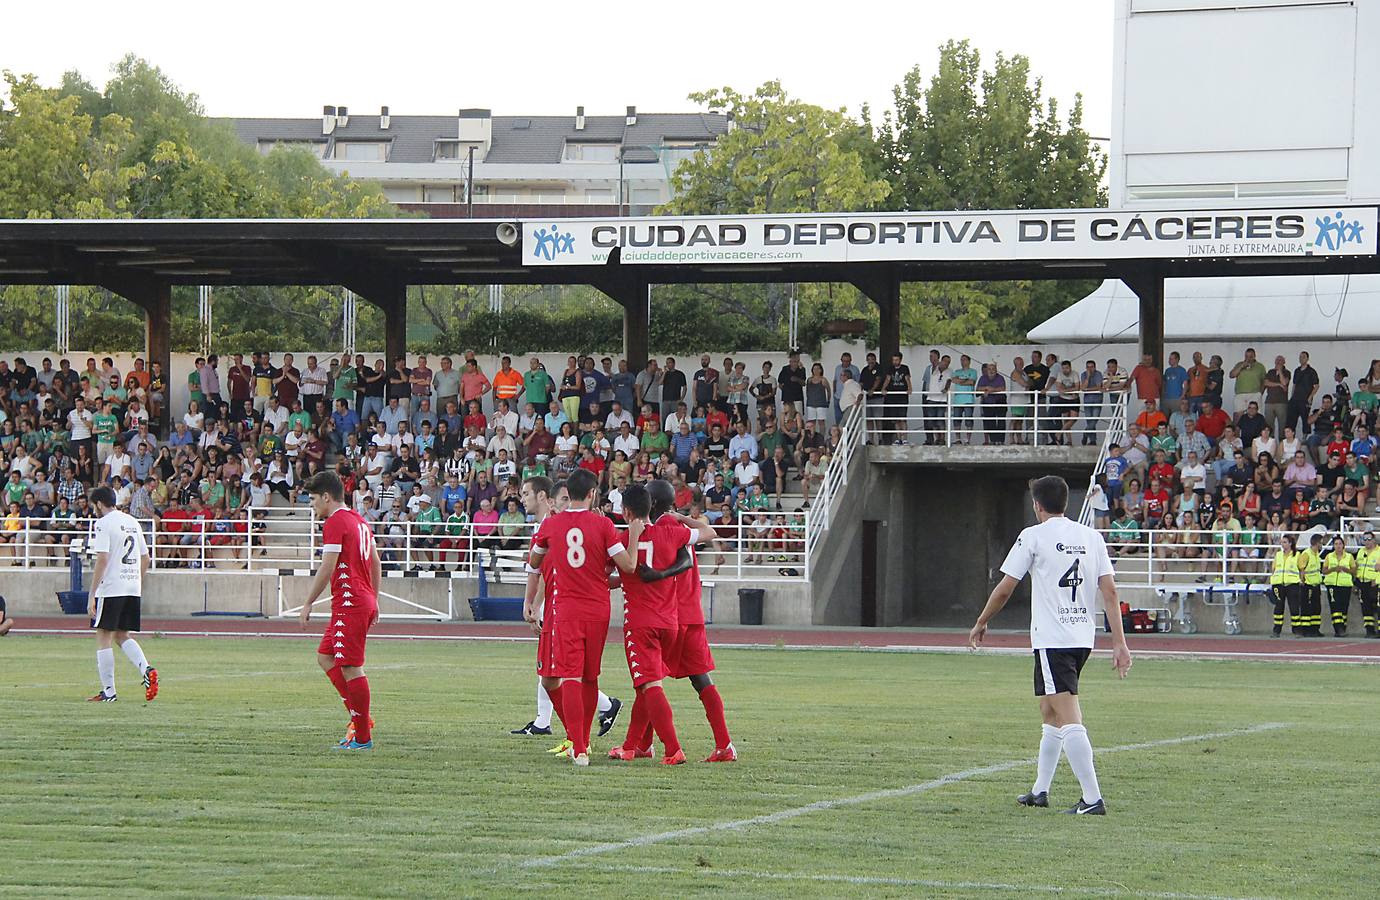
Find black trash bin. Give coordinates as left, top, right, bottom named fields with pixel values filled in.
left=738, top=588, right=765, bottom=626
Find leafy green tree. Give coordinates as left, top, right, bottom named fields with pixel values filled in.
left=874, top=40, right=1108, bottom=341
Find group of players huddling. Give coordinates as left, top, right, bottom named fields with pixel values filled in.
left=72, top=467, right=1130, bottom=810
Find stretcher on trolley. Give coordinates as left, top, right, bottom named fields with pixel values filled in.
left=1166, top=583, right=1271, bottom=635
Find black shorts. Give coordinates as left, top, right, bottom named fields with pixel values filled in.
left=92, top=595, right=141, bottom=633
left=1033, top=647, right=1091, bottom=697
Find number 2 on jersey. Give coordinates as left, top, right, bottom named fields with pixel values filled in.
left=1058, top=559, right=1084, bottom=605
left=566, top=529, right=586, bottom=568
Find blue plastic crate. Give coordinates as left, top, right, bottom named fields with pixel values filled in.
left=469, top=596, right=524, bottom=622
left=57, top=591, right=88, bottom=615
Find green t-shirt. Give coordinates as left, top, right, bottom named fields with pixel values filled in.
left=259, top=434, right=283, bottom=456
left=641, top=430, right=669, bottom=453
left=499, top=510, right=526, bottom=536
left=524, top=370, right=553, bottom=406
left=1150, top=433, right=1178, bottom=459
left=93, top=412, right=118, bottom=444
left=5, top=481, right=26, bottom=504
left=952, top=367, right=978, bottom=405
left=760, top=430, right=784, bottom=458
left=1110, top=518, right=1139, bottom=542
left=444, top=513, right=467, bottom=537
left=333, top=366, right=357, bottom=401
left=49, top=427, right=70, bottom=450
left=415, top=506, right=442, bottom=533
left=187, top=370, right=203, bottom=403
left=521, top=463, right=546, bottom=480
left=1352, top=390, right=1377, bottom=413
left=1233, top=361, right=1266, bottom=394
left=21, top=430, right=44, bottom=453
left=288, top=411, right=313, bottom=432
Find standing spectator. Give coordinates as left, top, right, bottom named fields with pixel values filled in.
left=726, top=361, right=751, bottom=426
left=950, top=354, right=978, bottom=445
left=578, top=357, right=610, bottom=421
left=557, top=357, right=581, bottom=423
left=460, top=358, right=491, bottom=416
left=858, top=352, right=882, bottom=442
left=386, top=356, right=412, bottom=414
left=360, top=356, right=387, bottom=423
left=1022, top=351, right=1050, bottom=440
left=1007, top=356, right=1028, bottom=445
left=1204, top=355, right=1226, bottom=412
left=752, top=361, right=778, bottom=430
left=1185, top=351, right=1209, bottom=413
left=433, top=356, right=461, bottom=416
left=923, top=353, right=952, bottom=446
left=274, top=352, right=301, bottom=410
left=837, top=366, right=864, bottom=417
left=1162, top=351, right=1187, bottom=409
left=660, top=357, right=686, bottom=421
left=1130, top=353, right=1163, bottom=407
left=692, top=354, right=719, bottom=417
left=920, top=350, right=943, bottom=441
left=779, top=351, right=807, bottom=419
left=1262, top=355, right=1290, bottom=439
left=199, top=355, right=222, bottom=412
left=610, top=359, right=637, bottom=411
left=831, top=352, right=859, bottom=424
left=521, top=357, right=552, bottom=413
left=300, top=354, right=327, bottom=412
left=1080, top=359, right=1104, bottom=446
left=804, top=363, right=831, bottom=433
left=409, top=354, right=434, bottom=411
left=228, top=353, right=253, bottom=414
left=1052, top=360, right=1081, bottom=446
left=331, top=353, right=356, bottom=411
left=491, top=356, right=523, bottom=411
left=882, top=351, right=913, bottom=447
left=1288, top=351, right=1319, bottom=438
left=634, top=358, right=661, bottom=415
left=1229, top=348, right=1266, bottom=415
left=977, top=362, right=1007, bottom=446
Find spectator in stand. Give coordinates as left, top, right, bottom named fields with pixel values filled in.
left=385, top=355, right=411, bottom=414
left=1230, top=348, right=1266, bottom=416
left=804, top=362, right=831, bottom=434
left=726, top=361, right=751, bottom=426
left=1130, top=353, right=1163, bottom=406
left=831, top=352, right=859, bottom=424
left=1102, top=444, right=1128, bottom=505
left=1135, top=398, right=1168, bottom=434
left=1163, top=351, right=1187, bottom=410
left=578, top=357, right=610, bottom=422
left=1079, top=359, right=1103, bottom=446
left=460, top=357, right=491, bottom=417
left=659, top=356, right=686, bottom=421
left=1022, top=351, right=1050, bottom=442
left=1196, top=399, right=1231, bottom=442
left=610, top=359, right=636, bottom=412
left=1185, top=351, right=1209, bottom=414
left=950, top=354, right=978, bottom=446
left=752, top=361, right=778, bottom=429
left=977, top=362, right=1007, bottom=446
left=1261, top=355, right=1290, bottom=440
left=358, top=355, right=386, bottom=423
left=1283, top=449, right=1319, bottom=502
left=1237, top=399, right=1267, bottom=449
left=489, top=356, right=522, bottom=414
left=300, top=355, right=327, bottom=413
left=634, top=358, right=662, bottom=418
left=274, top=353, right=301, bottom=411
left=1306, top=395, right=1340, bottom=462
left=801, top=447, right=828, bottom=508
left=409, top=354, right=434, bottom=412
left=1289, top=351, right=1319, bottom=438
left=1052, top=359, right=1080, bottom=446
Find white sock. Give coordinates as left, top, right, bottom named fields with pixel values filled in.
left=534, top=681, right=553, bottom=729
left=596, top=691, right=612, bottom=714
left=120, top=639, right=149, bottom=675
left=1032, top=724, right=1063, bottom=794
left=1060, top=724, right=1102, bottom=803
left=96, top=648, right=116, bottom=697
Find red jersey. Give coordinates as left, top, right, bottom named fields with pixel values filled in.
left=621, top=519, right=693, bottom=630
left=322, top=507, right=378, bottom=614
left=532, top=508, right=625, bottom=622
left=661, top=514, right=706, bottom=625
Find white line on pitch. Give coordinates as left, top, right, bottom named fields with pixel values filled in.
left=522, top=722, right=1288, bottom=869
left=568, top=863, right=1273, bottom=900
left=19, top=661, right=429, bottom=690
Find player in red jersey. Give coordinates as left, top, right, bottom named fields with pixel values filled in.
left=524, top=468, right=636, bottom=766
left=630, top=479, right=738, bottom=761
left=299, top=471, right=382, bottom=751
left=608, top=484, right=719, bottom=764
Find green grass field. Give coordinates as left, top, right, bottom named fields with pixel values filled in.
left=1, top=634, right=1376, bottom=898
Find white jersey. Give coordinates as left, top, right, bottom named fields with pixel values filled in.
left=1000, top=516, right=1113, bottom=650
left=90, top=510, right=149, bottom=599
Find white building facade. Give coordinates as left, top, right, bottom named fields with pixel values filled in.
left=1033, top=0, right=1380, bottom=342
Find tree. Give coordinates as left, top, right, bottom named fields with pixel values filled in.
left=874, top=41, right=1109, bottom=342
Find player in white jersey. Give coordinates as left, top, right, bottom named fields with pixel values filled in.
left=509, top=476, right=621, bottom=744
left=968, top=475, right=1131, bottom=815
left=86, top=486, right=158, bottom=703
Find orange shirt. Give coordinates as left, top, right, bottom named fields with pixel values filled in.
left=1136, top=410, right=1168, bottom=432
left=492, top=368, right=524, bottom=401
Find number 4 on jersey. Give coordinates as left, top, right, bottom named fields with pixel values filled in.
left=1058, top=559, right=1084, bottom=604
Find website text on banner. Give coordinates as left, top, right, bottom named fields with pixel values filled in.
left=522, top=207, right=1378, bottom=266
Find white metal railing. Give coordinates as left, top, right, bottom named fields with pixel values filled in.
left=803, top=399, right=866, bottom=565
left=876, top=389, right=1124, bottom=448
left=1099, top=525, right=1375, bottom=588
left=15, top=509, right=808, bottom=582
left=1079, top=390, right=1130, bottom=526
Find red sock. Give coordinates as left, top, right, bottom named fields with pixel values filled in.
left=643, top=685, right=680, bottom=756
left=639, top=717, right=655, bottom=752
left=563, top=682, right=588, bottom=755
left=326, top=666, right=349, bottom=703
left=621, top=687, right=650, bottom=751
left=581, top=681, right=599, bottom=753
left=699, top=685, right=731, bottom=749
left=345, top=675, right=371, bottom=744
left=547, top=683, right=571, bottom=738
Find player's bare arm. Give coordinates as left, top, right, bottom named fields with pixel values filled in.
left=1098, top=573, right=1132, bottom=677
left=661, top=510, right=717, bottom=545
left=369, top=545, right=383, bottom=626
left=299, top=549, right=340, bottom=628
left=523, top=546, right=547, bottom=635
left=969, top=574, right=1020, bottom=649
left=640, top=546, right=693, bottom=583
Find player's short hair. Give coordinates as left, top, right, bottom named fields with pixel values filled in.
left=523, top=474, right=553, bottom=500
left=552, top=479, right=568, bottom=498
left=303, top=471, right=344, bottom=502
left=89, top=486, right=116, bottom=510
left=1030, top=475, right=1069, bottom=515
left=566, top=468, right=598, bottom=501
left=622, top=484, right=651, bottom=519
left=647, top=479, right=675, bottom=516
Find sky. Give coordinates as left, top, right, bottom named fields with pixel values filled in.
left=1, top=0, right=1114, bottom=136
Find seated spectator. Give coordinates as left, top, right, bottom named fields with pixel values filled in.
left=1136, top=398, right=1168, bottom=433
left=801, top=447, right=828, bottom=508
left=1148, top=422, right=1177, bottom=464
left=1196, top=399, right=1230, bottom=441
left=1283, top=449, right=1318, bottom=501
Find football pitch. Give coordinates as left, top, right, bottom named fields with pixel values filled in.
left=1, top=634, right=1375, bottom=899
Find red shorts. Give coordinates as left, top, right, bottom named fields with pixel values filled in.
left=668, top=623, right=715, bottom=679
left=537, top=618, right=608, bottom=681
left=318, top=609, right=374, bottom=667
left=623, top=626, right=675, bottom=688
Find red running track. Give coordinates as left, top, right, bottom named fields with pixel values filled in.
left=11, top=615, right=1380, bottom=663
